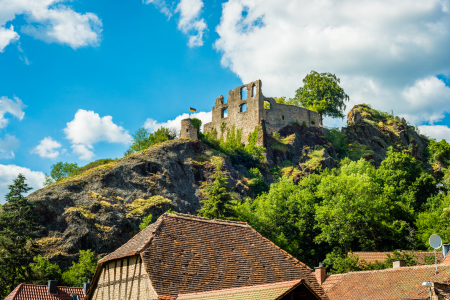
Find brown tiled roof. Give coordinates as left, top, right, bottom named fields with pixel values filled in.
left=322, top=264, right=450, bottom=300
left=352, top=251, right=444, bottom=265
left=443, top=254, right=450, bottom=264
left=176, top=279, right=319, bottom=300
left=97, top=213, right=328, bottom=299
left=5, top=284, right=85, bottom=300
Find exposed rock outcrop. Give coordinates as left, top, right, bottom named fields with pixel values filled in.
left=28, top=140, right=251, bottom=269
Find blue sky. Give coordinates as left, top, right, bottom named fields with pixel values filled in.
left=1, top=0, right=450, bottom=200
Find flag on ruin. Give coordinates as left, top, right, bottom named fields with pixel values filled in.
left=190, top=107, right=196, bottom=113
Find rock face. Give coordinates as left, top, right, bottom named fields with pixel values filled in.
left=344, top=104, right=427, bottom=166
left=27, top=104, right=429, bottom=269
left=28, top=140, right=251, bottom=269
left=265, top=125, right=337, bottom=173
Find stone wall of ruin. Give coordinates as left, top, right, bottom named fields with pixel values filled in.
left=202, top=80, right=322, bottom=144
left=261, top=98, right=322, bottom=136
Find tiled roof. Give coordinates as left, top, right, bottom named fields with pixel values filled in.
left=322, top=264, right=450, bottom=300
left=352, top=251, right=444, bottom=265
left=176, top=279, right=307, bottom=300
left=5, top=284, right=85, bottom=300
left=96, top=213, right=328, bottom=299
left=443, top=254, right=450, bottom=264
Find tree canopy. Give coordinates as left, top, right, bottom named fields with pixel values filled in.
left=0, top=174, right=41, bottom=298
left=292, top=71, right=349, bottom=120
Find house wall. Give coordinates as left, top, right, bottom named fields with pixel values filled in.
left=91, top=255, right=159, bottom=300
left=202, top=80, right=322, bottom=144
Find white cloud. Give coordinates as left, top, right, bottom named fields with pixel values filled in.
left=0, top=134, right=19, bottom=159
left=175, top=0, right=207, bottom=47
left=64, top=109, right=131, bottom=159
left=418, top=125, right=450, bottom=142
left=0, top=0, right=102, bottom=51
left=143, top=0, right=207, bottom=47
left=0, top=25, right=19, bottom=52
left=31, top=137, right=62, bottom=159
left=214, top=0, right=450, bottom=126
left=144, top=111, right=212, bottom=133
left=0, top=96, right=26, bottom=128
left=71, top=144, right=94, bottom=160
left=0, top=164, right=45, bottom=203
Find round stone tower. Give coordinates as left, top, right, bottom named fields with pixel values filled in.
left=180, top=119, right=198, bottom=140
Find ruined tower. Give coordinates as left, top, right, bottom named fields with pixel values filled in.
left=203, top=80, right=322, bottom=144
left=180, top=119, right=198, bottom=140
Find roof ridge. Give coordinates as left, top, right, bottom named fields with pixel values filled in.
left=166, top=212, right=249, bottom=227
left=328, top=263, right=450, bottom=276
left=98, top=214, right=167, bottom=264
left=177, top=279, right=304, bottom=297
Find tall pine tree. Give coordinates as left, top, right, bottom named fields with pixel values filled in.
left=0, top=174, right=41, bottom=298
left=198, top=158, right=235, bottom=220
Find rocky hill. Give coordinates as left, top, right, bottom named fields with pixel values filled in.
left=27, top=104, right=430, bottom=269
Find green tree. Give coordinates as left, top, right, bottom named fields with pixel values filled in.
left=30, top=255, right=62, bottom=284
left=198, top=158, right=235, bottom=220
left=292, top=71, right=349, bottom=122
left=62, top=250, right=99, bottom=287
left=0, top=174, right=41, bottom=298
left=139, top=214, right=153, bottom=231
left=326, top=128, right=349, bottom=159
left=235, top=176, right=319, bottom=266
left=247, top=168, right=269, bottom=196
left=416, top=193, right=450, bottom=247
left=43, top=174, right=55, bottom=187
left=130, top=127, right=151, bottom=152
left=315, top=159, right=410, bottom=253
left=148, top=127, right=177, bottom=145
left=377, top=148, right=436, bottom=212
left=50, top=162, right=79, bottom=181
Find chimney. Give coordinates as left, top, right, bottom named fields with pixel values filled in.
left=47, top=280, right=58, bottom=295
left=393, top=260, right=406, bottom=268
left=443, top=244, right=449, bottom=259
left=83, top=282, right=91, bottom=295
left=315, top=262, right=326, bottom=285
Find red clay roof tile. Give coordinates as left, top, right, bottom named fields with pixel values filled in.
left=322, top=263, right=450, bottom=300
left=4, top=284, right=85, bottom=300
left=352, top=251, right=444, bottom=265
left=94, top=213, right=328, bottom=299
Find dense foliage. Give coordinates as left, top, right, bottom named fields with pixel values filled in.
left=0, top=174, right=41, bottom=298
left=125, top=126, right=177, bottom=155
left=61, top=250, right=99, bottom=287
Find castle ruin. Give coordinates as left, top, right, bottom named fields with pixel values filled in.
left=202, top=80, right=322, bottom=144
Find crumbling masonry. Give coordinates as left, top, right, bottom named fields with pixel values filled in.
left=201, top=80, right=322, bottom=144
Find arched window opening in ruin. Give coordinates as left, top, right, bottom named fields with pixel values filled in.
left=241, top=87, right=248, bottom=100
left=222, top=108, right=228, bottom=118
left=252, top=85, right=256, bottom=97
left=282, top=115, right=284, bottom=120
left=264, top=101, right=271, bottom=109
left=240, top=103, right=247, bottom=112
left=186, top=129, right=189, bottom=132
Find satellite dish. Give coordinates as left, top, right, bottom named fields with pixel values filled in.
left=429, top=234, right=443, bottom=249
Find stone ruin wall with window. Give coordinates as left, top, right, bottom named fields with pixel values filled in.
left=202, top=80, right=322, bottom=144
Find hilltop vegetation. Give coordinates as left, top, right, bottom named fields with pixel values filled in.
left=1, top=101, right=449, bottom=298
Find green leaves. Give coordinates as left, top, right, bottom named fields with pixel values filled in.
left=198, top=158, right=235, bottom=220
left=61, top=250, right=99, bottom=287
left=139, top=214, right=153, bottom=231
left=0, top=174, right=41, bottom=298
left=50, top=162, right=79, bottom=181
left=292, top=71, right=349, bottom=120
left=30, top=255, right=62, bottom=285
left=125, top=127, right=177, bottom=155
